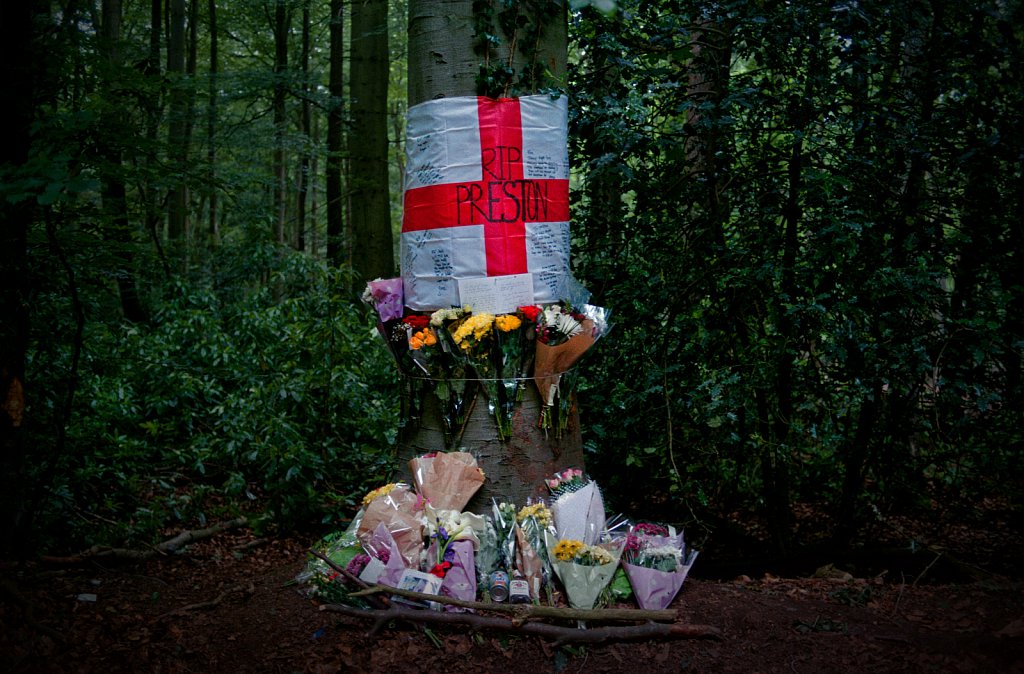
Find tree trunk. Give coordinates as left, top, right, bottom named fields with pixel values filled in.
left=166, top=0, right=188, bottom=243
left=207, top=0, right=219, bottom=247
left=0, top=0, right=41, bottom=553
left=100, top=0, right=148, bottom=323
left=350, top=0, right=393, bottom=284
left=296, top=0, right=311, bottom=252
left=325, top=0, right=345, bottom=266
left=273, top=0, right=290, bottom=246
left=398, top=0, right=580, bottom=511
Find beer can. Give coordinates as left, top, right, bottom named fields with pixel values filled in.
left=489, top=570, right=509, bottom=602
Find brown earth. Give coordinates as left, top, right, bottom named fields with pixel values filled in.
left=2, top=529, right=1023, bottom=674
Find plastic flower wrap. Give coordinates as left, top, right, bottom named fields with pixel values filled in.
left=429, top=307, right=471, bottom=439
left=545, top=533, right=624, bottom=609
left=516, top=501, right=556, bottom=596
left=355, top=483, right=426, bottom=569
left=450, top=311, right=511, bottom=440
left=621, top=523, right=699, bottom=610
left=547, top=468, right=606, bottom=546
left=409, top=451, right=485, bottom=512
left=495, top=312, right=528, bottom=430
left=423, top=506, right=486, bottom=606
left=295, top=531, right=365, bottom=602
left=361, top=521, right=409, bottom=587
left=532, top=303, right=610, bottom=433
left=362, top=277, right=404, bottom=323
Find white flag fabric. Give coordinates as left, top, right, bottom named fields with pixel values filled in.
left=401, top=95, right=571, bottom=311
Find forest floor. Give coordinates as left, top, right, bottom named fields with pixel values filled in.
left=2, top=502, right=1023, bottom=674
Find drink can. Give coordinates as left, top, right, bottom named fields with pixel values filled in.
left=489, top=570, right=509, bottom=602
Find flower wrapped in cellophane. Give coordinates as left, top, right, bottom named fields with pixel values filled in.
left=516, top=501, right=556, bottom=600
left=547, top=468, right=606, bottom=546
left=429, top=307, right=471, bottom=440
left=621, top=522, right=699, bottom=610
left=494, top=312, right=526, bottom=434
left=531, top=303, right=610, bottom=434
left=295, top=530, right=365, bottom=602
left=545, top=533, right=624, bottom=609
left=408, top=451, right=485, bottom=512
left=450, top=311, right=511, bottom=440
left=359, top=521, right=409, bottom=588
left=423, top=507, right=486, bottom=608
left=354, top=483, right=426, bottom=569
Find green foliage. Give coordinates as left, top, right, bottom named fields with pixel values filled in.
left=25, top=243, right=399, bottom=550
left=569, top=0, right=1024, bottom=546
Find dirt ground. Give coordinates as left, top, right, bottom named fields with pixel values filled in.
left=2, top=528, right=1023, bottom=674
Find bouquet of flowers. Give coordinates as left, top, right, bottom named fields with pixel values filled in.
left=516, top=501, right=555, bottom=598
left=408, top=451, right=485, bottom=512
left=354, top=483, right=426, bottom=569
left=450, top=311, right=514, bottom=440
left=295, top=531, right=365, bottom=602
left=359, top=521, right=409, bottom=588
left=362, top=277, right=403, bottom=323
left=621, top=523, right=699, bottom=610
left=531, top=303, right=608, bottom=433
left=494, top=312, right=526, bottom=435
left=547, top=468, right=606, bottom=546
left=545, top=534, right=624, bottom=609
left=423, top=508, right=485, bottom=606
left=428, top=307, right=472, bottom=439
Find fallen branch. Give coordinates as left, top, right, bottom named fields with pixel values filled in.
left=306, top=548, right=390, bottom=610
left=322, top=603, right=722, bottom=646
left=40, top=517, right=250, bottom=565
left=156, top=582, right=254, bottom=621
left=350, top=584, right=678, bottom=624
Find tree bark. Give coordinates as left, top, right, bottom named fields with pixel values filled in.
left=325, top=0, right=346, bottom=266
left=350, top=0, right=394, bottom=284
left=398, top=0, right=579, bottom=511
left=273, top=0, right=290, bottom=246
left=166, top=0, right=189, bottom=243
left=206, top=0, right=219, bottom=247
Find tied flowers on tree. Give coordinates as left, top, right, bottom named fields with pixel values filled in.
left=527, top=302, right=612, bottom=435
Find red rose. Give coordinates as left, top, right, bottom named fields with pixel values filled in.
left=519, top=305, right=541, bottom=322
left=403, top=314, right=430, bottom=329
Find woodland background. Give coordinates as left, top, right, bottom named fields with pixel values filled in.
left=1, top=0, right=1022, bottom=575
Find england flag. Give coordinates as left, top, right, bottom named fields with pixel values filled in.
left=400, top=95, right=572, bottom=311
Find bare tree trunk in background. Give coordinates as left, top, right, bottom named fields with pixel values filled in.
left=273, top=0, right=290, bottom=245
left=397, top=0, right=579, bottom=512
left=207, top=0, right=219, bottom=246
left=100, top=0, right=147, bottom=323
left=0, top=0, right=42, bottom=553
left=166, top=0, right=188, bottom=243
left=325, top=0, right=345, bottom=265
left=296, top=0, right=311, bottom=253
left=350, top=0, right=393, bottom=284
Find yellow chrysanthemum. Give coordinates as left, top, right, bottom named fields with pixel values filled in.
left=452, top=313, right=495, bottom=347
left=361, top=483, right=397, bottom=507
left=553, top=539, right=585, bottom=562
left=495, top=314, right=522, bottom=332
left=517, top=502, right=552, bottom=527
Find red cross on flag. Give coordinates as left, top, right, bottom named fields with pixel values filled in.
left=401, top=95, right=571, bottom=311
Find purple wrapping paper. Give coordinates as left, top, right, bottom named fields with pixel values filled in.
left=622, top=532, right=697, bottom=610
left=366, top=522, right=408, bottom=588
left=368, top=278, right=404, bottom=322
left=439, top=540, right=477, bottom=609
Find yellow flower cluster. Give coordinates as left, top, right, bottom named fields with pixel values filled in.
left=409, top=328, right=437, bottom=350
left=361, top=483, right=397, bottom=507
left=494, top=314, right=522, bottom=332
left=553, top=538, right=585, bottom=562
left=517, top=502, right=552, bottom=527
left=452, top=313, right=495, bottom=350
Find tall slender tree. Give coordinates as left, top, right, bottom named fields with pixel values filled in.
left=325, top=0, right=346, bottom=265
left=397, top=0, right=577, bottom=509
left=350, top=0, right=393, bottom=283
